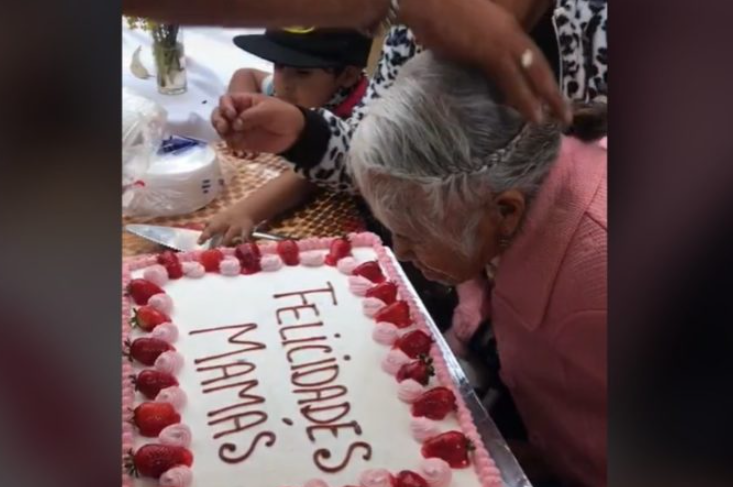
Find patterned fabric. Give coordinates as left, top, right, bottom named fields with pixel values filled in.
left=293, top=1, right=607, bottom=191
left=553, top=0, right=608, bottom=102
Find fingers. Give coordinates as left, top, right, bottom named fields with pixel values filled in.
left=222, top=225, right=244, bottom=246
left=522, top=45, right=572, bottom=125
left=218, top=95, right=238, bottom=120
left=493, top=52, right=545, bottom=124
left=211, top=107, right=230, bottom=136
left=199, top=220, right=225, bottom=244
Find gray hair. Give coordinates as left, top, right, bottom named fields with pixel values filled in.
left=349, top=51, right=562, bottom=256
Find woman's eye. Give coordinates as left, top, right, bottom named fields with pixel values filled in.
left=296, top=70, right=312, bottom=77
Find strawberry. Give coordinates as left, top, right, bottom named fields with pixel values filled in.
left=125, top=444, right=193, bottom=479
left=353, top=261, right=386, bottom=283
left=395, top=330, right=433, bottom=358
left=126, top=279, right=165, bottom=305
left=199, top=249, right=224, bottom=272
left=157, top=251, right=183, bottom=279
left=375, top=301, right=411, bottom=328
left=131, top=306, right=170, bottom=332
left=276, top=240, right=300, bottom=266
left=324, top=237, right=351, bottom=266
left=421, top=431, right=473, bottom=468
left=124, top=337, right=174, bottom=365
left=394, top=471, right=429, bottom=487
left=133, top=402, right=181, bottom=437
left=235, top=243, right=262, bottom=274
left=396, top=357, right=434, bottom=386
left=411, top=387, right=457, bottom=420
left=365, top=281, right=398, bottom=305
left=157, top=251, right=180, bottom=268
left=133, top=370, right=179, bottom=399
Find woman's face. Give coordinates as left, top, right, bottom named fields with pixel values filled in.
left=366, top=180, right=526, bottom=286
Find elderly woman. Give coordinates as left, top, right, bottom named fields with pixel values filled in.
left=349, top=51, right=607, bottom=487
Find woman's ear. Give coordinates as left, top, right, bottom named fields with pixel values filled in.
left=337, top=66, right=363, bottom=88
left=494, top=190, right=526, bottom=238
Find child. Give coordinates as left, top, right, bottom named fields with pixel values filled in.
left=202, top=28, right=372, bottom=244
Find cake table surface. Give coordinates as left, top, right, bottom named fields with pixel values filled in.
left=122, top=145, right=367, bottom=256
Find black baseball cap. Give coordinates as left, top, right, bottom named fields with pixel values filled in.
left=233, top=28, right=372, bottom=69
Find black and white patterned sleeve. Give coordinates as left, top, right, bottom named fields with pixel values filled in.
left=554, top=0, right=608, bottom=102
left=283, top=26, right=422, bottom=193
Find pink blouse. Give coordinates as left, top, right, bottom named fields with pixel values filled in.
left=492, top=136, right=607, bottom=487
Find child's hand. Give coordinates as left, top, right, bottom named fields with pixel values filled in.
left=210, top=95, right=240, bottom=137
left=199, top=206, right=256, bottom=246
left=222, top=94, right=306, bottom=155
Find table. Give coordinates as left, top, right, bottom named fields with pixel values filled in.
left=122, top=25, right=273, bottom=142
left=122, top=145, right=368, bottom=256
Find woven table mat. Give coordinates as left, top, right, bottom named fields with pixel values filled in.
left=122, top=143, right=366, bottom=256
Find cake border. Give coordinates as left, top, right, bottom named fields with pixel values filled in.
left=121, top=232, right=503, bottom=487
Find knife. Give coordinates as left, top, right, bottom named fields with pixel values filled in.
left=125, top=224, right=288, bottom=252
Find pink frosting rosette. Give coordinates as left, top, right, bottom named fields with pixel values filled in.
left=261, top=254, right=284, bottom=272
left=159, top=423, right=192, bottom=448
left=154, top=351, right=184, bottom=375
left=182, top=261, right=205, bottom=278
left=143, top=265, right=169, bottom=287
left=148, top=293, right=173, bottom=314
left=336, top=257, right=359, bottom=275
left=159, top=465, right=193, bottom=487
left=410, top=417, right=441, bottom=442
left=420, top=458, right=453, bottom=487
left=359, top=469, right=393, bottom=487
left=219, top=258, right=241, bottom=276
left=151, top=323, right=179, bottom=343
left=156, top=386, right=187, bottom=410
left=381, top=349, right=411, bottom=375
left=348, top=275, right=373, bottom=296
left=362, top=297, right=387, bottom=318
left=372, top=322, right=400, bottom=345
left=300, top=251, right=325, bottom=267
left=398, top=379, right=425, bottom=403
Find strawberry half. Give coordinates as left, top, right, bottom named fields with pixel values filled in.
left=411, top=386, right=457, bottom=420
left=353, top=261, right=386, bottom=283
left=199, top=249, right=224, bottom=272
left=133, top=370, right=179, bottom=400
left=126, top=279, right=165, bottom=306
left=421, top=431, right=473, bottom=468
left=375, top=300, right=411, bottom=328
left=131, top=306, right=170, bottom=332
left=397, top=357, right=434, bottom=386
left=395, top=330, right=433, bottom=358
left=276, top=240, right=300, bottom=266
left=394, top=471, right=429, bottom=487
left=125, top=444, right=193, bottom=479
left=133, top=402, right=181, bottom=437
left=235, top=243, right=261, bottom=274
left=124, top=337, right=174, bottom=366
left=365, top=281, right=398, bottom=305
left=157, top=251, right=180, bottom=268
left=324, top=237, right=351, bottom=266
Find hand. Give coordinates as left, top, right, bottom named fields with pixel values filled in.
left=401, top=0, right=571, bottom=124
left=211, top=94, right=239, bottom=138
left=223, top=94, right=306, bottom=154
left=198, top=206, right=256, bottom=246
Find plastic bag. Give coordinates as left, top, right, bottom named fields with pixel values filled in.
left=122, top=88, right=168, bottom=187
left=122, top=136, right=234, bottom=218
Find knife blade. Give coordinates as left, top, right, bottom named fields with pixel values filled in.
left=125, top=224, right=288, bottom=252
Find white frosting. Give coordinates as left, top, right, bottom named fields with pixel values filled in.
left=129, top=247, right=481, bottom=487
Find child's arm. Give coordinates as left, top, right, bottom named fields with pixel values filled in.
left=199, top=169, right=317, bottom=245
left=228, top=68, right=272, bottom=94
